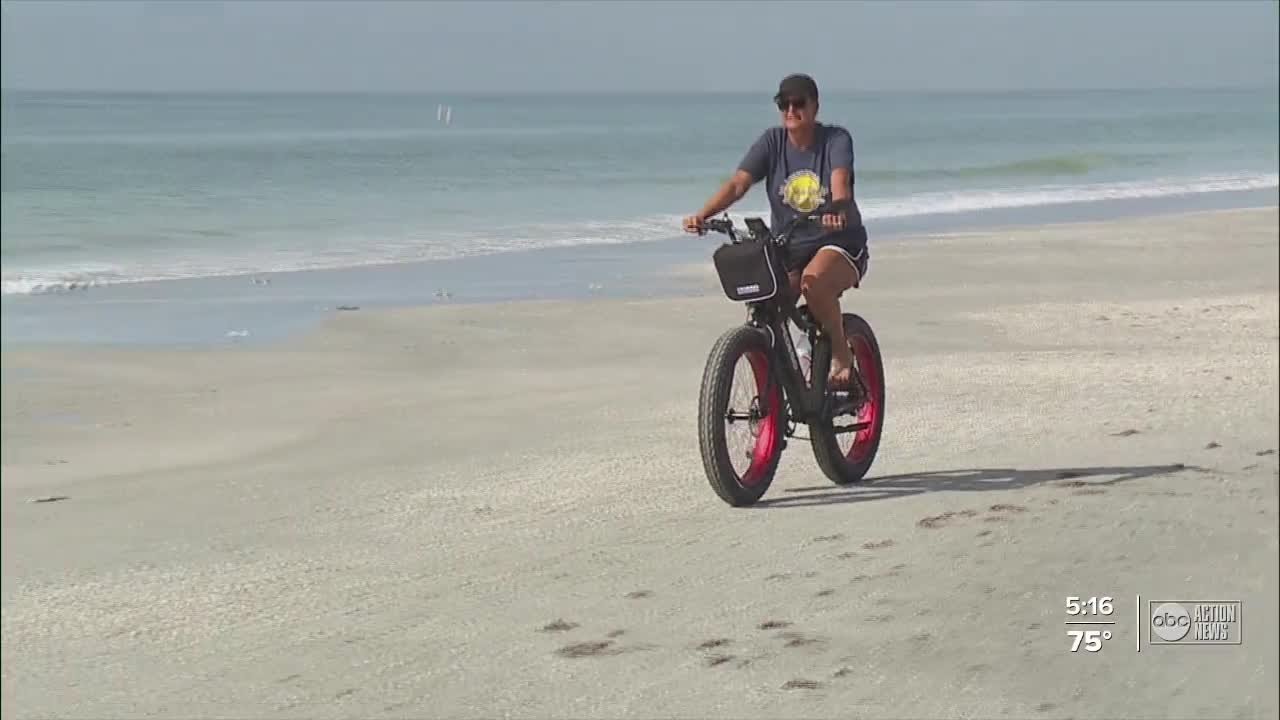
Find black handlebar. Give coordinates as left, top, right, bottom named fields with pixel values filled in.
left=698, top=198, right=850, bottom=245
left=700, top=197, right=850, bottom=245
left=703, top=218, right=734, bottom=234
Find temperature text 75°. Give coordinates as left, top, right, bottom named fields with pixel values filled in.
left=1067, top=629, right=1112, bottom=652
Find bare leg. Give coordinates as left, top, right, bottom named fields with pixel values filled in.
left=799, top=248, right=860, bottom=386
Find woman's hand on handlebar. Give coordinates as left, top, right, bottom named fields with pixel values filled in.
left=682, top=215, right=706, bottom=235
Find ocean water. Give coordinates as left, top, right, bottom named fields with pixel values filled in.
left=2, top=87, right=1278, bottom=296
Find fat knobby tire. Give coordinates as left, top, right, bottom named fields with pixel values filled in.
left=697, top=324, right=783, bottom=506
left=810, top=313, right=885, bottom=486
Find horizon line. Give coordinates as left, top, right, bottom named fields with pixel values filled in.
left=2, top=83, right=1275, bottom=97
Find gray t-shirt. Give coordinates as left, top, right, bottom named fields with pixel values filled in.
left=737, top=123, right=863, bottom=249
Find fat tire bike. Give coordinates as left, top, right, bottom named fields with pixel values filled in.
left=696, top=203, right=885, bottom=507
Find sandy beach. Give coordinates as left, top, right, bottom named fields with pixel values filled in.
left=3, top=207, right=1278, bottom=718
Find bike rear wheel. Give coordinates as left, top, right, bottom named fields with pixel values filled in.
left=697, top=324, right=785, bottom=506
left=810, top=313, right=885, bottom=485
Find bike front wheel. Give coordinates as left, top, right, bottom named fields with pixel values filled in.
left=697, top=324, right=786, bottom=507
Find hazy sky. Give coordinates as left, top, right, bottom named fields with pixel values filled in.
left=2, top=0, right=1277, bottom=93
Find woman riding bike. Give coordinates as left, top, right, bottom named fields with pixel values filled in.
left=683, top=73, right=869, bottom=390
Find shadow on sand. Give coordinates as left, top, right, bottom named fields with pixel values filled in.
left=752, top=463, right=1200, bottom=509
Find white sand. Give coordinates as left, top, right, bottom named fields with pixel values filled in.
left=3, top=208, right=1278, bottom=719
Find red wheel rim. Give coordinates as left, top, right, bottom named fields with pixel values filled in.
left=846, top=335, right=881, bottom=464
left=736, top=349, right=782, bottom=487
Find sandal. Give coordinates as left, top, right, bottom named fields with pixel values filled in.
left=831, top=361, right=868, bottom=403
left=828, top=365, right=856, bottom=391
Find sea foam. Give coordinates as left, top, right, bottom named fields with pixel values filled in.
left=3, top=172, right=1276, bottom=296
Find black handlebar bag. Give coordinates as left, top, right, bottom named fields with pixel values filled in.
left=711, top=237, right=786, bottom=303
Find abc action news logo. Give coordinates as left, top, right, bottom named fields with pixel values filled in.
left=1149, top=601, right=1242, bottom=645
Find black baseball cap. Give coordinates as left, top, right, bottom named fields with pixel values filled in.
left=774, top=73, right=819, bottom=103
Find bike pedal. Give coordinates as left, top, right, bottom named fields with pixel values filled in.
left=828, top=391, right=859, bottom=417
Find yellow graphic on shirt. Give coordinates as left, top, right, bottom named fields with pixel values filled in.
left=779, top=170, right=827, bottom=213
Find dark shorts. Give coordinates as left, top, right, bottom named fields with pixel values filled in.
left=784, top=225, right=870, bottom=283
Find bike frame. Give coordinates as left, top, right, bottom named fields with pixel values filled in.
left=742, top=291, right=833, bottom=426
left=704, top=205, right=868, bottom=434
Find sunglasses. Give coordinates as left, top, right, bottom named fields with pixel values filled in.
left=776, top=97, right=809, bottom=112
